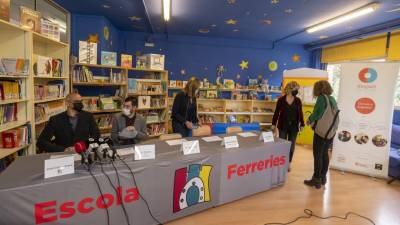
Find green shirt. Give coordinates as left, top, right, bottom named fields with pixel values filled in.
left=308, top=95, right=337, bottom=123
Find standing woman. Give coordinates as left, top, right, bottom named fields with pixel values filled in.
left=172, top=77, right=200, bottom=137
left=304, top=80, right=338, bottom=189
left=272, top=81, right=305, bottom=170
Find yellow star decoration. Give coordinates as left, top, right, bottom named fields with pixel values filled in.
left=226, top=19, right=237, bottom=25
left=239, top=60, right=249, bottom=70
left=292, top=54, right=300, bottom=62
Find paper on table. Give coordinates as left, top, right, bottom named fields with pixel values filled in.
left=50, top=154, right=81, bottom=161
left=166, top=139, right=187, bottom=146
left=117, top=147, right=135, bottom=156
left=202, top=136, right=222, bottom=142
left=237, top=132, right=257, bottom=137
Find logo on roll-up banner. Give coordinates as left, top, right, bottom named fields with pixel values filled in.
left=359, top=68, right=377, bottom=83
left=173, top=164, right=212, bottom=213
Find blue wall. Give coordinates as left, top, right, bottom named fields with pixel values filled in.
left=71, top=14, right=311, bottom=89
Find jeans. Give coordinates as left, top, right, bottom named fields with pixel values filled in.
left=312, top=134, right=333, bottom=180
left=279, top=128, right=298, bottom=163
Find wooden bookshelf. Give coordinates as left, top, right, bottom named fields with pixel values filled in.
left=0, top=144, right=29, bottom=160
left=0, top=99, right=29, bottom=105
left=34, top=76, right=69, bottom=80
left=0, top=120, right=28, bottom=133
left=88, top=109, right=122, bottom=114
left=0, top=75, right=29, bottom=79
left=136, top=106, right=167, bottom=111
left=34, top=97, right=66, bottom=104
left=72, top=82, right=126, bottom=86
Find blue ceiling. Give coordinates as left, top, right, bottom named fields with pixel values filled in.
left=55, top=0, right=400, bottom=44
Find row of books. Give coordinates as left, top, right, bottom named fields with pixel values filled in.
left=147, top=124, right=166, bottom=136
left=34, top=102, right=64, bottom=123
left=137, top=96, right=166, bottom=109
left=82, top=98, right=121, bottom=111
left=95, top=115, right=113, bottom=129
left=128, top=79, right=165, bottom=94
left=0, top=103, right=18, bottom=126
left=0, top=58, right=29, bottom=76
left=34, top=81, right=65, bottom=101
left=199, top=115, right=217, bottom=124
left=72, top=66, right=94, bottom=82
left=138, top=110, right=168, bottom=124
left=0, top=125, right=31, bottom=149
left=33, top=55, right=63, bottom=77
left=0, top=81, right=22, bottom=101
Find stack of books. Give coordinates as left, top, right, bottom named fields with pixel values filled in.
left=96, top=115, right=113, bottom=129
left=72, top=66, right=94, bottom=82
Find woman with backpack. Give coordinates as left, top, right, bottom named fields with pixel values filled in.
left=304, top=80, right=339, bottom=189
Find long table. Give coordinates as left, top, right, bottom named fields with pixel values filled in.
left=0, top=135, right=290, bottom=225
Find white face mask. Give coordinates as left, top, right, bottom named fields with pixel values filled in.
left=122, top=108, right=131, bottom=116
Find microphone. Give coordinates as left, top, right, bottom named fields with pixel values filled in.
left=98, top=137, right=116, bottom=160
left=87, top=137, right=102, bottom=161
left=74, top=141, right=90, bottom=165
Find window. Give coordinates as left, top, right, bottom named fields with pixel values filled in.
left=327, top=63, right=400, bottom=107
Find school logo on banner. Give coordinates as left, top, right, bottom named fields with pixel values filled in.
left=358, top=68, right=377, bottom=83
left=173, top=164, right=212, bottom=213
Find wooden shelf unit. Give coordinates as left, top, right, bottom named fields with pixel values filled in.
left=168, top=97, right=276, bottom=127
left=0, top=18, right=70, bottom=157
left=72, top=63, right=169, bottom=137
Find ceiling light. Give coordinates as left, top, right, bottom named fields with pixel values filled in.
left=307, top=3, right=379, bottom=33
left=163, top=0, right=171, bottom=22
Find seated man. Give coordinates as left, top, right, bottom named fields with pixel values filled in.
left=111, top=96, right=148, bottom=145
left=37, top=93, right=100, bottom=152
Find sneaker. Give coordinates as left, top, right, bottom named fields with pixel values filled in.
left=304, top=178, right=321, bottom=189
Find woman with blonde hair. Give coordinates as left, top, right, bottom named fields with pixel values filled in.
left=304, top=80, right=338, bottom=189
left=171, top=77, right=201, bottom=137
left=272, top=81, right=305, bottom=170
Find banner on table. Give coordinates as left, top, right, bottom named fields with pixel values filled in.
left=331, top=62, right=400, bottom=178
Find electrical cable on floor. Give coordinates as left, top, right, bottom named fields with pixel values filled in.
left=264, top=209, right=376, bottom=225
left=88, top=165, right=110, bottom=225
left=117, top=155, right=164, bottom=225
left=99, top=161, right=131, bottom=225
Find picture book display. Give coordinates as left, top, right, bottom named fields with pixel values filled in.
left=20, top=6, right=41, bottom=33
left=0, top=103, right=18, bottom=126
left=40, top=19, right=60, bottom=41
left=101, top=51, right=117, bottom=66
left=0, top=58, right=29, bottom=76
left=0, top=125, right=30, bottom=148
left=0, top=80, right=21, bottom=100
left=121, top=54, right=132, bottom=68
left=79, top=41, right=97, bottom=65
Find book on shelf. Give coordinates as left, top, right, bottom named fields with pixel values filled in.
left=20, top=6, right=41, bottom=33
left=0, top=103, right=18, bottom=125
left=121, top=54, right=132, bottom=68
left=0, top=58, right=29, bottom=76
left=35, top=101, right=64, bottom=123
left=40, top=18, right=60, bottom=42
left=110, top=72, right=125, bottom=83
left=0, top=124, right=30, bottom=148
left=0, top=0, right=10, bottom=21
left=182, top=81, right=188, bottom=88
left=206, top=90, right=217, bottom=99
left=34, top=81, right=65, bottom=101
left=101, top=51, right=117, bottom=66
left=150, top=97, right=165, bottom=108
left=98, top=97, right=120, bottom=110
left=0, top=80, right=21, bottom=100
left=146, top=112, right=160, bottom=123
left=169, top=80, right=176, bottom=88
left=199, top=115, right=217, bottom=124
left=79, top=41, right=97, bottom=65
left=224, top=79, right=235, bottom=89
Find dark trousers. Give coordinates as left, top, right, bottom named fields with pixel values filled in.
left=312, top=134, right=333, bottom=179
left=279, top=128, right=298, bottom=162
left=172, top=121, right=189, bottom=137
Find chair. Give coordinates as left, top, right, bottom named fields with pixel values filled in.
left=159, top=133, right=183, bottom=141
left=226, top=126, right=243, bottom=134
left=192, top=125, right=212, bottom=137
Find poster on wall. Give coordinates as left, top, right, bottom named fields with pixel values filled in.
left=331, top=62, right=400, bottom=178
left=79, top=41, right=97, bottom=65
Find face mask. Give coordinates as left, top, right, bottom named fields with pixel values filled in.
left=122, top=108, right=131, bottom=116
left=73, top=102, right=83, bottom=112
left=292, top=90, right=299, bottom=96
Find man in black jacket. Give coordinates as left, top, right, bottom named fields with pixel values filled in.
left=37, top=93, right=100, bottom=152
